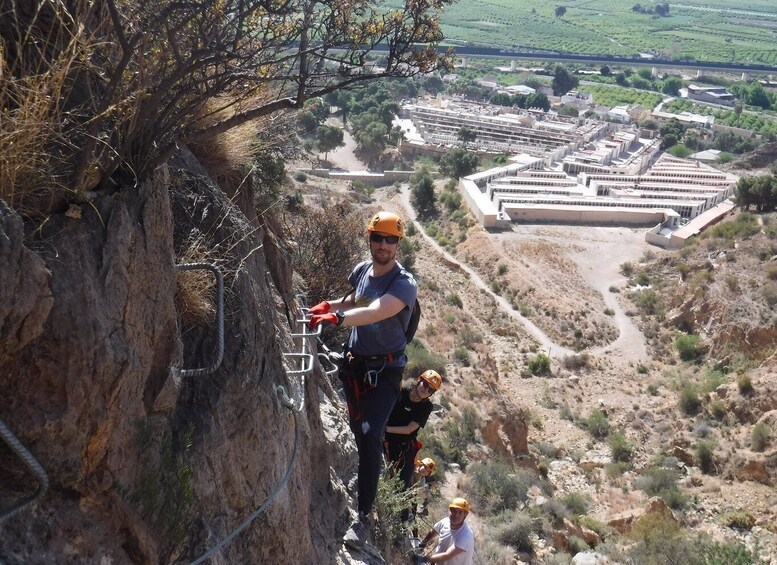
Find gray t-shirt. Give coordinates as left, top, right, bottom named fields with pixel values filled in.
left=346, top=260, right=417, bottom=367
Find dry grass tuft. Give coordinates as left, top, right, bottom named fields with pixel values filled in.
left=187, top=96, right=263, bottom=190
left=0, top=9, right=87, bottom=212
left=175, top=239, right=217, bottom=327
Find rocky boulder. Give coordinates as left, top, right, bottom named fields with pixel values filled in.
left=0, top=154, right=353, bottom=563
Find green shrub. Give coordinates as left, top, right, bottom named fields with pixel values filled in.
left=695, top=440, right=716, bottom=474
left=637, top=363, right=649, bottom=374
left=605, top=461, right=630, bottom=478
left=725, top=274, right=739, bottom=292
left=701, top=369, right=727, bottom=394
left=294, top=171, right=307, bottom=182
left=761, top=284, right=777, bottom=306
left=467, top=462, right=542, bottom=514
left=675, top=334, right=707, bottom=363
left=604, top=307, right=615, bottom=316
left=709, top=399, right=727, bottom=421
left=446, top=292, right=463, bottom=308
left=494, top=509, right=535, bottom=553
left=628, top=512, right=691, bottom=564
left=633, top=272, right=651, bottom=286
left=620, top=262, right=635, bottom=276
left=458, top=326, right=483, bottom=348
left=608, top=432, right=633, bottom=463
left=559, top=403, right=575, bottom=421
left=578, top=516, right=612, bottom=538
left=585, top=409, right=610, bottom=439
left=453, top=346, right=471, bottom=366
left=737, top=374, right=754, bottom=395
left=497, top=263, right=508, bottom=276
left=635, top=289, right=662, bottom=315
left=560, top=492, right=590, bottom=517
left=374, top=474, right=418, bottom=548
left=694, top=536, right=764, bottom=564
left=751, top=421, right=771, bottom=452
left=533, top=441, right=559, bottom=459
left=716, top=152, right=733, bottom=164
left=404, top=342, right=447, bottom=380
left=527, top=353, right=551, bottom=376
left=722, top=510, right=756, bottom=530
left=679, top=384, right=702, bottom=416
left=634, top=464, right=688, bottom=509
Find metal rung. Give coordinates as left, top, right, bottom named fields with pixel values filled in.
left=0, top=419, right=49, bottom=522
left=290, top=321, right=322, bottom=338
left=317, top=353, right=339, bottom=377
left=174, top=262, right=225, bottom=377
left=282, top=353, right=313, bottom=376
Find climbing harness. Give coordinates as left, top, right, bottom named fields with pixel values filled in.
left=174, top=263, right=225, bottom=377
left=0, top=419, right=49, bottom=522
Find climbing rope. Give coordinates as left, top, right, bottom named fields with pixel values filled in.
left=190, top=386, right=299, bottom=565
left=0, top=419, right=49, bottom=522
left=174, top=263, right=225, bottom=377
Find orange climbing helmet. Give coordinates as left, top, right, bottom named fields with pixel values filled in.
left=366, top=211, right=404, bottom=238
left=449, top=498, right=470, bottom=512
left=418, top=369, right=442, bottom=392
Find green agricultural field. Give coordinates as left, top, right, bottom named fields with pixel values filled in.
left=578, top=85, right=663, bottom=109
left=393, top=0, right=777, bottom=64
left=664, top=99, right=777, bottom=135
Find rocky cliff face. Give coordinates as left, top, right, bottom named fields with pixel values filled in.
left=0, top=151, right=354, bottom=563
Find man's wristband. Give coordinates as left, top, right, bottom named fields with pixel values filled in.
left=335, top=310, right=345, bottom=326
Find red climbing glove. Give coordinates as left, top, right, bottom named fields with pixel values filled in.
left=308, top=300, right=331, bottom=315
left=309, top=312, right=338, bottom=329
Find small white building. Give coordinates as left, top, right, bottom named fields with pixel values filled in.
left=502, top=84, right=536, bottom=96
left=607, top=106, right=632, bottom=123
left=687, top=84, right=736, bottom=106
left=560, top=90, right=594, bottom=110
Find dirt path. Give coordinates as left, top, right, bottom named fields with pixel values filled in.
left=324, top=117, right=370, bottom=172
left=500, top=226, right=651, bottom=364
left=399, top=186, right=651, bottom=363
left=398, top=185, right=577, bottom=359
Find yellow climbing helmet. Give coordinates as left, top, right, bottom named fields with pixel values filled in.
left=418, top=369, right=442, bottom=392
left=366, top=211, right=404, bottom=238
left=421, top=457, right=436, bottom=474
left=449, top=497, right=470, bottom=512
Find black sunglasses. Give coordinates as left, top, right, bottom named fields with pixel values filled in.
left=369, top=233, right=400, bottom=245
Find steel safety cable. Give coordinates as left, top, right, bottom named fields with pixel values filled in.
left=190, top=386, right=300, bottom=564
left=0, top=419, right=49, bottom=521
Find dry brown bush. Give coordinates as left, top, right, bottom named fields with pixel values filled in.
left=175, top=239, right=217, bottom=327
left=0, top=4, right=89, bottom=211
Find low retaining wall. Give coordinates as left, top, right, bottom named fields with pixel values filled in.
left=300, top=169, right=414, bottom=186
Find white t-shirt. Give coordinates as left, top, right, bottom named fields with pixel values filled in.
left=433, top=517, right=474, bottom=565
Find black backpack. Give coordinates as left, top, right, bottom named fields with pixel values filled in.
left=351, top=262, right=421, bottom=345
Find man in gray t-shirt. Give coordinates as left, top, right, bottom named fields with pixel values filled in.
left=308, top=211, right=418, bottom=551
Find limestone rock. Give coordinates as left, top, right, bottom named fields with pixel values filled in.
left=608, top=497, right=678, bottom=535
left=672, top=446, right=695, bottom=467
left=572, top=551, right=610, bottom=564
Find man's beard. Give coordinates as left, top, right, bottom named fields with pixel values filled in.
left=371, top=248, right=395, bottom=266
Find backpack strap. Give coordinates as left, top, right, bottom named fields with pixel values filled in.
left=350, top=262, right=411, bottom=331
